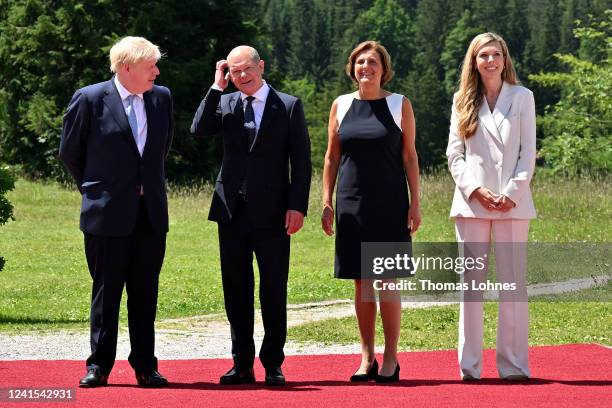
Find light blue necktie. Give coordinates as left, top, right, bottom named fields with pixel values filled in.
left=126, top=94, right=139, bottom=143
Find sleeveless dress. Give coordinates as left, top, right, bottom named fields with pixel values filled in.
left=334, top=93, right=411, bottom=279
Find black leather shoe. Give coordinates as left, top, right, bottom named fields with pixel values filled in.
left=135, top=370, right=168, bottom=388
left=79, top=368, right=108, bottom=388
left=219, top=366, right=256, bottom=385
left=375, top=363, right=400, bottom=383
left=264, top=366, right=286, bottom=386
left=350, top=359, right=378, bottom=382
left=504, top=374, right=529, bottom=381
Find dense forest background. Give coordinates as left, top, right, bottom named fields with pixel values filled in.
left=0, top=0, right=610, bottom=182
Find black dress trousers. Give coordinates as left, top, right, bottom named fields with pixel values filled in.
left=84, top=198, right=166, bottom=374
left=217, top=199, right=290, bottom=370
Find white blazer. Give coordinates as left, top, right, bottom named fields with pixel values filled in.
left=446, top=82, right=537, bottom=219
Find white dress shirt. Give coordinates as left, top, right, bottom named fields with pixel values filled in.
left=114, top=76, right=147, bottom=156
left=211, top=81, right=270, bottom=133
left=239, top=81, right=269, bottom=133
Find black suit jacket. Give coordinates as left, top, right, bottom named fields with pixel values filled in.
left=59, top=78, right=173, bottom=237
left=190, top=86, right=311, bottom=229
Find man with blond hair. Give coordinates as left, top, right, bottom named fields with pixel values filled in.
left=60, top=36, right=173, bottom=388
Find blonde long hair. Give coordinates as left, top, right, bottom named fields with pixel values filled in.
left=455, top=32, right=518, bottom=139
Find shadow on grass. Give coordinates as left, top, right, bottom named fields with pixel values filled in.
left=0, top=314, right=87, bottom=325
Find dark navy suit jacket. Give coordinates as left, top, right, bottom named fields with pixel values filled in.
left=190, top=86, right=311, bottom=229
left=59, top=78, right=173, bottom=237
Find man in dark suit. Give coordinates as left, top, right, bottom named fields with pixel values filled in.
left=191, top=45, right=311, bottom=386
left=59, top=36, right=173, bottom=388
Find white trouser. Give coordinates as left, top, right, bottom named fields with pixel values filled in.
left=455, top=218, right=530, bottom=379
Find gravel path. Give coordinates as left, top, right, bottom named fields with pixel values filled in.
left=0, top=275, right=608, bottom=360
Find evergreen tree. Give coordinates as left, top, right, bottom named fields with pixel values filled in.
left=559, top=0, right=611, bottom=54
left=400, top=68, right=449, bottom=170
left=413, top=0, right=453, bottom=78
left=259, top=0, right=293, bottom=85
left=409, top=0, right=454, bottom=169
left=131, top=0, right=261, bottom=181
left=348, top=0, right=415, bottom=78
left=0, top=0, right=259, bottom=181
left=524, top=0, right=563, bottom=73
left=327, top=0, right=376, bottom=84
left=503, top=0, right=530, bottom=76
left=529, top=10, right=612, bottom=176
left=287, top=0, right=317, bottom=79
left=286, top=0, right=335, bottom=88
left=440, top=9, right=483, bottom=95
left=1, top=0, right=607, bottom=178
left=0, top=0, right=124, bottom=179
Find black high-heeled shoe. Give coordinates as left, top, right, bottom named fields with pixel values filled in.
left=350, top=359, right=378, bottom=382
left=375, top=363, right=400, bottom=383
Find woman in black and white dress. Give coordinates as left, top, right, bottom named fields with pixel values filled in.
left=322, top=41, right=421, bottom=383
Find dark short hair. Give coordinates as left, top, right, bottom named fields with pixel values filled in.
left=346, top=41, right=394, bottom=86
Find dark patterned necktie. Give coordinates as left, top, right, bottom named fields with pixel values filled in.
left=244, top=96, right=256, bottom=148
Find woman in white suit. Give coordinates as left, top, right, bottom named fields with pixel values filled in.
left=446, top=32, right=536, bottom=381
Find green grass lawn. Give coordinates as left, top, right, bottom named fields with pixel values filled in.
left=287, top=285, right=612, bottom=349
left=0, top=173, right=610, bottom=332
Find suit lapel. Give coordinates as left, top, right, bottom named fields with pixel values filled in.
left=493, top=82, right=512, bottom=129
left=229, top=92, right=242, bottom=117
left=252, top=87, right=280, bottom=152
left=102, top=79, right=140, bottom=156
left=478, top=99, right=502, bottom=144
left=492, top=82, right=513, bottom=146
left=478, top=82, right=514, bottom=146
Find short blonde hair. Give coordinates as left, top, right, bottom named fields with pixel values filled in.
left=346, top=41, right=394, bottom=86
left=109, top=36, right=162, bottom=73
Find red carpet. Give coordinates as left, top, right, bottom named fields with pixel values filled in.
left=0, top=344, right=610, bottom=407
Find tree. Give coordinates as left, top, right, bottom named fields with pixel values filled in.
left=349, top=0, right=415, bottom=78
left=280, top=78, right=338, bottom=169
left=0, top=0, right=124, bottom=180
left=1, top=0, right=607, bottom=179
left=529, top=10, right=612, bottom=176
left=409, top=0, right=455, bottom=169
left=524, top=0, right=563, bottom=72
left=503, top=0, right=530, bottom=76
left=439, top=9, right=483, bottom=95
left=0, top=0, right=259, bottom=182
left=258, top=0, right=293, bottom=85
left=131, top=0, right=261, bottom=181
left=413, top=0, right=453, bottom=78
left=399, top=68, right=449, bottom=170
